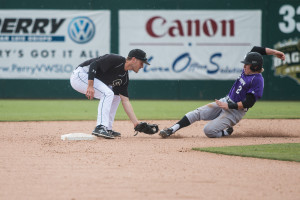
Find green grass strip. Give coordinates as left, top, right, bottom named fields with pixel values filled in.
left=193, top=143, right=300, bottom=162
left=0, top=100, right=299, bottom=121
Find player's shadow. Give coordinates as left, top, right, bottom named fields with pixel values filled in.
left=166, top=134, right=204, bottom=139
left=229, top=131, right=300, bottom=138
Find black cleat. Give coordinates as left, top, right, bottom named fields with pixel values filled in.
left=227, top=127, right=233, bottom=135
left=108, top=130, right=121, bottom=137
left=92, top=125, right=115, bottom=139
left=222, top=127, right=234, bottom=136
left=159, top=128, right=174, bottom=138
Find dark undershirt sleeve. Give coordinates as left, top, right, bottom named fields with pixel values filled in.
left=242, top=93, right=256, bottom=108
left=88, top=61, right=97, bottom=80
left=250, top=46, right=266, bottom=55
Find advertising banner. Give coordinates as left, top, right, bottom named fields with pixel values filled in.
left=119, top=10, right=261, bottom=80
left=270, top=3, right=300, bottom=85
left=0, top=10, right=110, bottom=79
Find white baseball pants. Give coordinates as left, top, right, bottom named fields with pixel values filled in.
left=70, top=66, right=120, bottom=129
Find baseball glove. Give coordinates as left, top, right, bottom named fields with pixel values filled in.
left=134, top=122, right=159, bottom=136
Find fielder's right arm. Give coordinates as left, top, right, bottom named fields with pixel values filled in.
left=120, top=94, right=139, bottom=128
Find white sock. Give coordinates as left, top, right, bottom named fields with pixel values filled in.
left=170, top=124, right=180, bottom=133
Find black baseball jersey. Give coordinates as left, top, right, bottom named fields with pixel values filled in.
left=79, top=54, right=129, bottom=97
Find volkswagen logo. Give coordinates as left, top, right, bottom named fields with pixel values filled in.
left=68, top=16, right=95, bottom=44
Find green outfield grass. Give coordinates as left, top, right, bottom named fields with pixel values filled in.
left=0, top=100, right=299, bottom=121
left=193, top=143, right=300, bottom=162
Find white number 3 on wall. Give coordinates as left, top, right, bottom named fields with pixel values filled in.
left=279, top=4, right=300, bottom=33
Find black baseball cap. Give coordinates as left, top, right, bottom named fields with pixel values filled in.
left=128, top=49, right=150, bottom=65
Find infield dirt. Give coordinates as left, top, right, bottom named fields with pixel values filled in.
left=1, top=119, right=300, bottom=200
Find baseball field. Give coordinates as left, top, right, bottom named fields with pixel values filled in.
left=1, top=100, right=300, bottom=200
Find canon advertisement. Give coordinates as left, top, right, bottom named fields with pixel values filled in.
left=119, top=10, right=261, bottom=80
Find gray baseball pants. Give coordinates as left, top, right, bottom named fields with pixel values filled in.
left=185, top=97, right=246, bottom=138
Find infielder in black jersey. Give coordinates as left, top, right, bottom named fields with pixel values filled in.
left=70, top=49, right=150, bottom=139
left=160, top=46, right=285, bottom=139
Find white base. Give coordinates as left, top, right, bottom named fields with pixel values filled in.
left=61, top=133, right=96, bottom=141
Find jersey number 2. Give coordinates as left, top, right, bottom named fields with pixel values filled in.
left=236, top=86, right=242, bottom=94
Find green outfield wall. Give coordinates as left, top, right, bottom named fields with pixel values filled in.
left=1, top=0, right=299, bottom=100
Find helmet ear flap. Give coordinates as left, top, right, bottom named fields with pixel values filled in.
left=250, top=63, right=262, bottom=72
left=250, top=64, right=257, bottom=72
